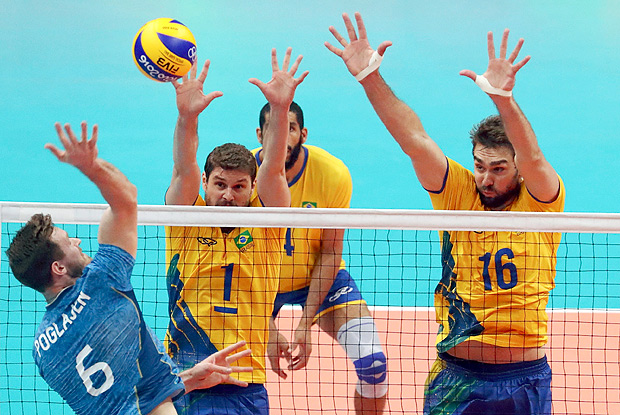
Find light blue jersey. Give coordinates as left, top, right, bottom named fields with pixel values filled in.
left=33, top=244, right=184, bottom=415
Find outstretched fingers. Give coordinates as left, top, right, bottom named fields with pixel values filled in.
left=353, top=12, right=367, bottom=39
left=196, top=60, right=210, bottom=84
left=486, top=31, right=496, bottom=60
left=343, top=13, right=358, bottom=42
left=281, top=47, right=292, bottom=72
left=499, top=28, right=510, bottom=59
left=507, top=37, right=524, bottom=62
left=512, top=55, right=531, bottom=73
left=289, top=54, right=310, bottom=85
left=271, top=48, right=280, bottom=72
left=459, top=69, right=477, bottom=81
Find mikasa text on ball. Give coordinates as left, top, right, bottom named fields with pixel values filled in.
left=132, top=18, right=197, bottom=82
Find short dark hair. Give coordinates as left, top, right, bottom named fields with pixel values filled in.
left=470, top=115, right=515, bottom=156
left=259, top=101, right=304, bottom=131
left=6, top=214, right=64, bottom=292
left=204, top=143, right=257, bottom=182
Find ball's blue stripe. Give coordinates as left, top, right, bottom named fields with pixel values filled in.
left=133, top=31, right=179, bottom=82
left=157, top=33, right=196, bottom=61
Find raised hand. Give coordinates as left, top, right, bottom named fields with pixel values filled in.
left=172, top=59, right=223, bottom=118
left=460, top=29, right=530, bottom=96
left=248, top=47, right=309, bottom=108
left=325, top=12, right=392, bottom=80
left=45, top=122, right=99, bottom=174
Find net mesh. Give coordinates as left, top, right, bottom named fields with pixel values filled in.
left=1, top=202, right=619, bottom=414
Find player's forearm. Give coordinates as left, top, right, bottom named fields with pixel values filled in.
left=491, top=96, right=539, bottom=158
left=173, top=115, right=200, bottom=173
left=300, top=251, right=341, bottom=327
left=82, top=158, right=137, bottom=213
left=259, top=104, right=288, bottom=176
left=360, top=71, right=430, bottom=157
left=167, top=115, right=202, bottom=205
left=256, top=104, right=290, bottom=207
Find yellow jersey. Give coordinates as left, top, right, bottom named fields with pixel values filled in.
left=428, top=158, right=565, bottom=352
left=253, top=145, right=352, bottom=292
left=165, top=195, right=283, bottom=383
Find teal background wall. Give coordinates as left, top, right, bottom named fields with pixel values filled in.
left=1, top=1, right=619, bottom=211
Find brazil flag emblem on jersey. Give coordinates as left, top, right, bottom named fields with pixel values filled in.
left=234, top=230, right=254, bottom=251
left=302, top=201, right=317, bottom=208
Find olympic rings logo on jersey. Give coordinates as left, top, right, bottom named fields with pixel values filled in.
left=329, top=286, right=353, bottom=302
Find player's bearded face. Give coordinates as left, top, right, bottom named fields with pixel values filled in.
left=473, top=145, right=521, bottom=210
left=285, top=139, right=303, bottom=171
left=204, top=168, right=254, bottom=207
left=477, top=176, right=521, bottom=209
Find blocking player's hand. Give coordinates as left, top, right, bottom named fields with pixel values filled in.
left=459, top=29, right=530, bottom=95
left=248, top=47, right=309, bottom=109
left=267, top=326, right=292, bottom=379
left=172, top=59, right=223, bottom=119
left=289, top=323, right=313, bottom=371
left=325, top=12, right=392, bottom=79
left=181, top=341, right=253, bottom=392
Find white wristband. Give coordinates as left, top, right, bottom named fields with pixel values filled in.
left=355, top=50, right=383, bottom=82
left=474, top=75, right=512, bottom=97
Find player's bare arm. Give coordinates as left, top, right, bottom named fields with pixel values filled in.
left=267, top=317, right=292, bottom=379
left=249, top=47, right=308, bottom=207
left=167, top=60, right=224, bottom=206
left=326, top=12, right=447, bottom=192
left=45, top=122, right=137, bottom=257
left=289, top=228, right=344, bottom=371
left=460, top=29, right=560, bottom=202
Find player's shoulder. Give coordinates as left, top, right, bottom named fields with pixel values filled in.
left=305, top=145, right=349, bottom=172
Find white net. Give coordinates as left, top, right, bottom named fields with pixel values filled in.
left=1, top=202, right=619, bottom=414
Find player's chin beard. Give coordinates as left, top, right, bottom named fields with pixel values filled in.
left=478, top=181, right=521, bottom=209
left=67, top=263, right=85, bottom=280
left=285, top=140, right=303, bottom=171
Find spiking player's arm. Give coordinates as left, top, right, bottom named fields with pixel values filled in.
left=167, top=60, right=223, bottom=206
left=45, top=122, right=138, bottom=257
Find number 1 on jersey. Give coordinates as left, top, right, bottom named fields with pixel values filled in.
left=214, top=263, right=238, bottom=314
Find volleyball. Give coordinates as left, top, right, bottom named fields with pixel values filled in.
left=132, top=18, right=197, bottom=82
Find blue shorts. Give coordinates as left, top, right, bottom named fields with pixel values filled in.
left=174, top=383, right=269, bottom=415
left=424, top=352, right=552, bottom=415
left=272, top=269, right=365, bottom=319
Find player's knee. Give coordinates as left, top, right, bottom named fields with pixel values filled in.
left=336, top=316, right=388, bottom=399
left=354, top=351, right=388, bottom=398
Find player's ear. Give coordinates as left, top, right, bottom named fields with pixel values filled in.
left=50, top=261, right=65, bottom=278
left=256, top=127, right=263, bottom=144
left=301, top=127, right=308, bottom=144
left=201, top=171, right=209, bottom=193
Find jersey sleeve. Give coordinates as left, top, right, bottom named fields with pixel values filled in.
left=523, top=176, right=566, bottom=213
left=428, top=158, right=479, bottom=210
left=84, top=244, right=135, bottom=292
